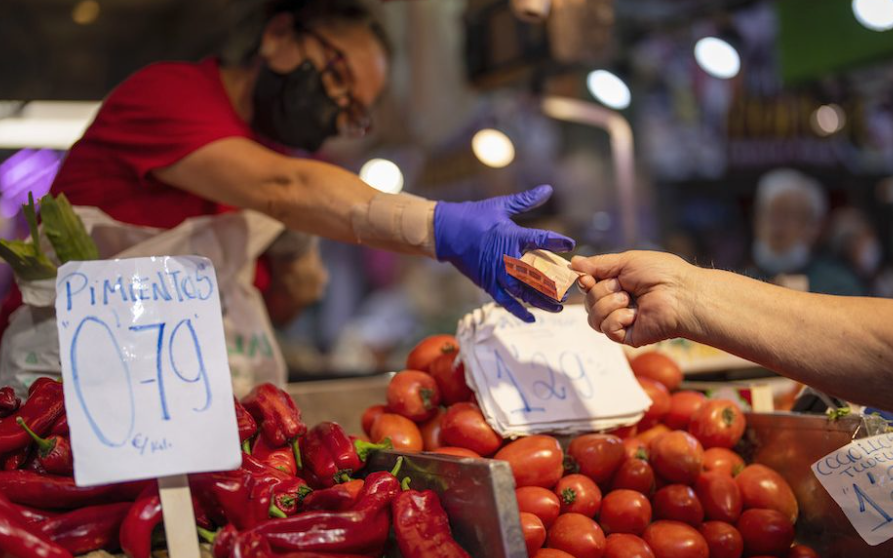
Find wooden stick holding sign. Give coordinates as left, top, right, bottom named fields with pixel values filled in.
left=55, top=256, right=241, bottom=558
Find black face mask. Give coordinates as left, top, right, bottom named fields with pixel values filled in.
left=251, top=61, right=340, bottom=152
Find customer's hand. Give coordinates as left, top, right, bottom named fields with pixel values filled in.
left=571, top=251, right=698, bottom=347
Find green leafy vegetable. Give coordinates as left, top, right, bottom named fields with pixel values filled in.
left=0, top=193, right=56, bottom=280
left=38, top=193, right=99, bottom=263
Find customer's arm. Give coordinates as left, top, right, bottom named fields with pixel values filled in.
left=572, top=252, right=893, bottom=409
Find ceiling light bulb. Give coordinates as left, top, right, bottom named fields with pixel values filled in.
left=472, top=129, right=515, bottom=168
left=811, top=104, right=846, bottom=136
left=359, top=158, right=404, bottom=194
left=694, top=37, right=741, bottom=79
left=586, top=70, right=631, bottom=110
left=852, top=0, right=893, bottom=31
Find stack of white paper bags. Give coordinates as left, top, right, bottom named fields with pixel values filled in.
left=456, top=303, right=652, bottom=437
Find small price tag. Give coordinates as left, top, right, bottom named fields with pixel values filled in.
left=458, top=304, right=651, bottom=436
left=55, top=256, right=241, bottom=487
left=812, top=431, right=893, bottom=546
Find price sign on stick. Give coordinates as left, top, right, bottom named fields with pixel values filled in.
left=55, top=256, right=241, bottom=558
left=812, top=431, right=893, bottom=546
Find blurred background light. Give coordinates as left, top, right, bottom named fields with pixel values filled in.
left=471, top=129, right=515, bottom=168
left=0, top=101, right=100, bottom=149
left=71, top=0, right=101, bottom=26
left=852, top=0, right=893, bottom=31
left=811, top=104, right=847, bottom=136
left=694, top=37, right=741, bottom=79
left=586, top=70, right=631, bottom=110
left=359, top=158, right=404, bottom=194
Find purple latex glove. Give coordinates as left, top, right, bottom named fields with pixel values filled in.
left=434, top=185, right=575, bottom=323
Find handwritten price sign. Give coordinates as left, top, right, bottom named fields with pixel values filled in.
left=55, top=256, right=240, bottom=487
left=812, top=431, right=893, bottom=546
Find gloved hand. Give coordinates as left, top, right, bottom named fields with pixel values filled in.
left=434, top=185, right=575, bottom=323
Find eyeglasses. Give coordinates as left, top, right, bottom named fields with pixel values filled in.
left=300, top=28, right=372, bottom=138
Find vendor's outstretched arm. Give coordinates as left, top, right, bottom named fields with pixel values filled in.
left=155, top=137, right=575, bottom=322
left=572, top=252, right=893, bottom=409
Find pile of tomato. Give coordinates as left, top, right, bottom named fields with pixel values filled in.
left=359, top=335, right=819, bottom=558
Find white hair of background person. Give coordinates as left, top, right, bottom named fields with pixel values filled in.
left=755, top=168, right=827, bottom=222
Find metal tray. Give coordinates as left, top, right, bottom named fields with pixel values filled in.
left=742, top=412, right=893, bottom=557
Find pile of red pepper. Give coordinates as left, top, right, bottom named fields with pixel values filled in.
left=0, top=381, right=471, bottom=558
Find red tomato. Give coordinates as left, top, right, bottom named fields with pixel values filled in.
left=787, top=544, right=820, bottom=558
left=555, top=474, right=602, bottom=517
left=611, top=457, right=656, bottom=496
left=516, top=486, right=561, bottom=528
left=521, top=512, right=547, bottom=556
left=734, top=464, right=799, bottom=524
left=642, top=521, right=709, bottom=558
left=637, top=378, right=672, bottom=429
left=429, top=351, right=473, bottom=405
left=652, top=485, right=704, bottom=526
left=631, top=352, right=683, bottom=392
left=534, top=550, right=576, bottom=558
left=546, top=512, right=607, bottom=558
left=702, top=448, right=746, bottom=477
left=610, top=425, right=638, bottom=439
left=386, top=371, right=441, bottom=422
left=495, top=435, right=564, bottom=488
left=699, top=521, right=743, bottom=558
left=636, top=424, right=671, bottom=447
left=664, top=391, right=706, bottom=430
left=605, top=534, right=655, bottom=558
left=567, top=434, right=625, bottom=486
left=370, top=413, right=423, bottom=452
left=598, top=489, right=652, bottom=536
left=406, top=334, right=459, bottom=372
left=694, top=472, right=742, bottom=523
left=623, top=438, right=649, bottom=460
left=688, top=399, right=746, bottom=449
left=361, top=404, right=387, bottom=437
left=736, top=509, right=795, bottom=557
left=440, top=402, right=503, bottom=456
left=431, top=446, right=481, bottom=458
left=649, top=431, right=704, bottom=485
left=419, top=408, right=444, bottom=451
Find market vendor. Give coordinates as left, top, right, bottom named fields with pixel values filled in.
left=572, top=251, right=893, bottom=410
left=0, top=0, right=572, bottom=335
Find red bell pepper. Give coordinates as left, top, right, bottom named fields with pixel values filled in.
left=0, top=387, right=20, bottom=418
left=252, top=436, right=297, bottom=476
left=39, top=502, right=131, bottom=555
left=301, top=422, right=390, bottom=488
left=251, top=459, right=403, bottom=555
left=234, top=398, right=258, bottom=453
left=209, top=470, right=274, bottom=529
left=3, top=445, right=30, bottom=471
left=49, top=414, right=68, bottom=437
left=211, top=524, right=238, bottom=558
left=392, top=484, right=471, bottom=558
left=17, top=417, right=73, bottom=476
left=119, top=484, right=162, bottom=558
left=0, top=379, right=64, bottom=455
left=0, top=471, right=147, bottom=508
left=301, top=479, right=364, bottom=512
left=0, top=492, right=73, bottom=558
left=241, top=383, right=306, bottom=460
left=11, top=504, right=59, bottom=525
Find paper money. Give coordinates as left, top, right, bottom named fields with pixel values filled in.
left=503, top=249, right=582, bottom=302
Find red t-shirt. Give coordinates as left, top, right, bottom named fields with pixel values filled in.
left=1, top=58, right=276, bottom=334
left=53, top=57, right=258, bottom=227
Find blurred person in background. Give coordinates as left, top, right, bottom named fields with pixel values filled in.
left=0, top=0, right=573, bottom=341
left=827, top=207, right=889, bottom=297
left=747, top=168, right=863, bottom=296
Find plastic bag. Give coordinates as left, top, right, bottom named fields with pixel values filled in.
left=0, top=207, right=287, bottom=397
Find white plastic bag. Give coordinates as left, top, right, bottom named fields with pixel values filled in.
left=0, top=207, right=287, bottom=397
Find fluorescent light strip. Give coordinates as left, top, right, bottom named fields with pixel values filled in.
left=0, top=101, right=101, bottom=149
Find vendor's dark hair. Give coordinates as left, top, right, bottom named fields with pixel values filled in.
left=219, top=0, right=391, bottom=65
